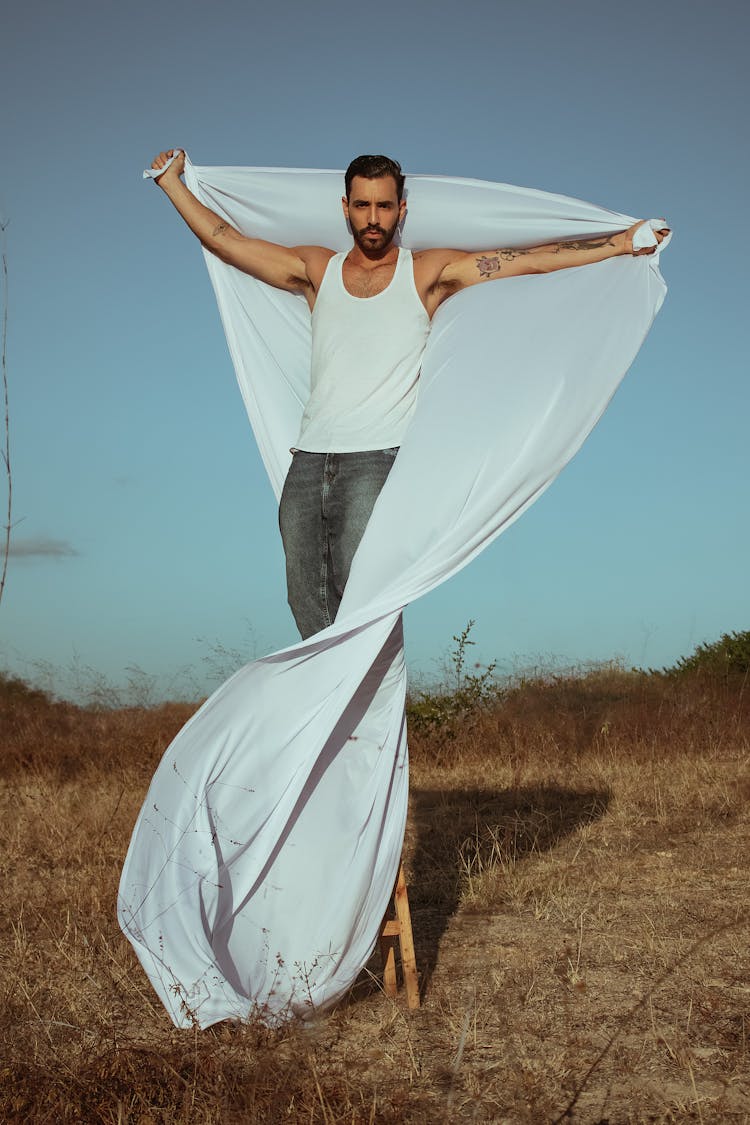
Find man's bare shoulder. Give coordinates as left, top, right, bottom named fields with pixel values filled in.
left=412, top=247, right=464, bottom=265
left=295, top=246, right=337, bottom=290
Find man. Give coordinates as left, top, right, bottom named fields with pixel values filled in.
left=150, top=150, right=667, bottom=639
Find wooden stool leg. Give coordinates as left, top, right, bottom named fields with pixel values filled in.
left=379, top=862, right=420, bottom=1009
left=393, top=864, right=420, bottom=1009
left=379, top=913, right=398, bottom=998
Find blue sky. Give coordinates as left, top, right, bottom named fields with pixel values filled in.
left=0, top=0, right=747, bottom=700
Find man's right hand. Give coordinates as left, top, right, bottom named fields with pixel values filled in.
left=151, top=149, right=185, bottom=186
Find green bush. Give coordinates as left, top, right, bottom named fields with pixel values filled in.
left=407, top=620, right=498, bottom=740
left=663, top=629, right=750, bottom=678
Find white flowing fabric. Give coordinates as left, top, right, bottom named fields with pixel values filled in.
left=119, top=156, right=668, bottom=1028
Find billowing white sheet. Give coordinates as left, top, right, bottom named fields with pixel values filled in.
left=119, top=157, right=668, bottom=1028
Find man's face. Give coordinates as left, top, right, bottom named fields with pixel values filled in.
left=343, top=175, right=406, bottom=254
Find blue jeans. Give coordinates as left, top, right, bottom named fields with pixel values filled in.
left=278, top=449, right=398, bottom=639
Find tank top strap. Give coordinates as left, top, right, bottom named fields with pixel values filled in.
left=317, top=251, right=347, bottom=297
left=395, top=248, right=419, bottom=298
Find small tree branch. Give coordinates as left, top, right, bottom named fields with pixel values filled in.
left=0, top=219, right=11, bottom=608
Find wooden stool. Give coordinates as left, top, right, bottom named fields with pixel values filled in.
left=379, top=862, right=420, bottom=1009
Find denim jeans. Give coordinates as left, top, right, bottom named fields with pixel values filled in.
left=278, top=448, right=398, bottom=639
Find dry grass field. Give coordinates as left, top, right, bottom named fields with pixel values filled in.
left=1, top=650, right=748, bottom=1123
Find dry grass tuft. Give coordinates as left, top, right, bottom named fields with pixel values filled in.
left=1, top=663, right=749, bottom=1122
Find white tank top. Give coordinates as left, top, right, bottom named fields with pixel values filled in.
left=296, top=247, right=431, bottom=452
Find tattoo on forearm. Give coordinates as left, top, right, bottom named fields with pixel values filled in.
left=475, top=233, right=616, bottom=279
left=212, top=222, right=229, bottom=238
left=550, top=235, right=616, bottom=253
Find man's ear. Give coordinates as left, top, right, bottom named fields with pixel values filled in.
left=341, top=195, right=350, bottom=221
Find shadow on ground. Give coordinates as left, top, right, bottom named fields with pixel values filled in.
left=348, top=782, right=609, bottom=1009
left=406, top=783, right=610, bottom=996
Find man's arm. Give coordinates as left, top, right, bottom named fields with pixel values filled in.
left=150, top=150, right=332, bottom=299
left=430, top=220, right=669, bottom=301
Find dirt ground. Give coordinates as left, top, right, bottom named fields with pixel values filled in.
left=1, top=668, right=748, bottom=1122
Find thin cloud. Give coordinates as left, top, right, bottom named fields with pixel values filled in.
left=8, top=537, right=79, bottom=560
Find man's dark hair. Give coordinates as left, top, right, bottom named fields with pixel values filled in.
left=345, top=155, right=405, bottom=201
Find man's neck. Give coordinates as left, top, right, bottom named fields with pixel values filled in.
left=346, top=243, right=400, bottom=269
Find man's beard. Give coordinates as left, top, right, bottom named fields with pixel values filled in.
left=351, top=215, right=400, bottom=254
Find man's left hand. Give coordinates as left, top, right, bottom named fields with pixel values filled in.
left=624, top=220, right=671, bottom=256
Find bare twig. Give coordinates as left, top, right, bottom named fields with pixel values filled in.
left=0, top=218, right=10, bottom=608
left=446, top=1004, right=472, bottom=1115
left=552, top=912, right=749, bottom=1123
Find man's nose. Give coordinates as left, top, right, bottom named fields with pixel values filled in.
left=368, top=205, right=378, bottom=225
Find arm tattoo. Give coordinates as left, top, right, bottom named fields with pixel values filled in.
left=476, top=254, right=501, bottom=276
left=212, top=221, right=229, bottom=238
left=475, top=234, right=615, bottom=279
left=550, top=235, right=616, bottom=253
left=475, top=247, right=532, bottom=277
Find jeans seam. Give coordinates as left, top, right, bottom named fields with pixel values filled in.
left=320, top=454, right=333, bottom=628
